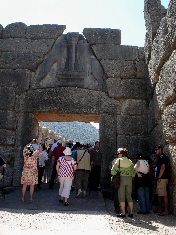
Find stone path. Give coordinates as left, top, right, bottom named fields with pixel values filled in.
left=0, top=183, right=175, bottom=235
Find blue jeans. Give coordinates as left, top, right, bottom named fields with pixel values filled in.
left=138, top=187, right=150, bottom=213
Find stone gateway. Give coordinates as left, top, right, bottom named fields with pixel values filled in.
left=0, top=0, right=175, bottom=214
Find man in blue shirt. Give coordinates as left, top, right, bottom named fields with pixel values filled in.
left=155, top=146, right=169, bottom=216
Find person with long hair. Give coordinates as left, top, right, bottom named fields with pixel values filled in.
left=21, top=140, right=42, bottom=202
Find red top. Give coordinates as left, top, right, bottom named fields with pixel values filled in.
left=52, top=145, right=65, bottom=162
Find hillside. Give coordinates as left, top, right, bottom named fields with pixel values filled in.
left=39, top=121, right=99, bottom=144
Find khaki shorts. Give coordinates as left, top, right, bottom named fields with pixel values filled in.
left=157, top=179, right=168, bottom=196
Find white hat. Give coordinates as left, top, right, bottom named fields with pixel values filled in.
left=57, top=139, right=62, bottom=144
left=117, top=148, right=123, bottom=154
left=54, top=137, right=59, bottom=141
left=63, top=147, right=71, bottom=156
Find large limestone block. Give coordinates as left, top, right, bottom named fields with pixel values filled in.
left=122, top=99, right=147, bottom=116
left=144, top=0, right=164, bottom=65
left=0, top=87, right=15, bottom=109
left=83, top=28, right=121, bottom=45
left=138, top=47, right=145, bottom=61
left=0, top=52, right=44, bottom=71
left=155, top=50, right=176, bottom=111
left=116, top=135, right=149, bottom=158
left=149, top=16, right=176, bottom=86
left=144, top=0, right=163, bottom=36
left=0, top=129, right=15, bottom=145
left=0, top=69, right=31, bottom=94
left=136, top=61, right=149, bottom=78
left=26, top=25, right=66, bottom=39
left=117, top=115, right=148, bottom=136
left=101, top=60, right=136, bottom=78
left=99, top=113, right=117, bottom=188
left=162, top=102, right=176, bottom=142
left=91, top=45, right=138, bottom=60
left=15, top=87, right=119, bottom=115
left=106, top=78, right=147, bottom=99
left=0, top=38, right=55, bottom=53
left=0, top=111, right=16, bottom=130
left=100, top=96, right=121, bottom=115
left=3, top=23, right=27, bottom=38
left=0, top=24, right=3, bottom=38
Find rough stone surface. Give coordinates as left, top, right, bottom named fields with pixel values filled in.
left=26, top=25, right=66, bottom=39
left=0, top=87, right=15, bottom=109
left=0, top=38, right=55, bottom=53
left=116, top=135, right=149, bottom=158
left=101, top=60, right=136, bottom=78
left=3, top=22, right=27, bottom=38
left=99, top=114, right=117, bottom=188
left=155, top=50, right=176, bottom=111
left=148, top=16, right=176, bottom=87
left=106, top=78, right=147, bottom=99
left=136, top=60, right=149, bottom=78
left=121, top=99, right=148, bottom=116
left=117, top=115, right=148, bottom=136
left=92, top=44, right=138, bottom=60
left=0, top=129, right=15, bottom=146
left=83, top=28, right=121, bottom=45
left=15, top=87, right=119, bottom=115
left=0, top=111, right=17, bottom=130
left=0, top=69, right=32, bottom=95
left=0, top=52, right=44, bottom=71
left=162, top=101, right=176, bottom=142
left=138, top=47, right=145, bottom=61
left=144, top=2, right=176, bottom=215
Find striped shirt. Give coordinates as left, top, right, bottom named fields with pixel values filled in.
left=57, top=156, right=76, bottom=178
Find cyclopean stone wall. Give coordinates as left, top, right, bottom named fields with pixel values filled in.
left=144, top=0, right=176, bottom=214
left=0, top=21, right=148, bottom=190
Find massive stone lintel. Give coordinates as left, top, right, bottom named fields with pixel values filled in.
left=83, top=28, right=121, bottom=45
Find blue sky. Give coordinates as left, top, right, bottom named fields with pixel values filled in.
left=0, top=0, right=169, bottom=47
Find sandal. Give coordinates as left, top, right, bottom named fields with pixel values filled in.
left=30, top=199, right=34, bottom=203
left=21, top=198, right=25, bottom=202
left=64, top=202, right=69, bottom=206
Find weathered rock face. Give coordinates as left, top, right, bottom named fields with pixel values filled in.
left=144, top=0, right=176, bottom=214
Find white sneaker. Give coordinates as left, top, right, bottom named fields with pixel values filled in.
left=76, top=189, right=82, bottom=198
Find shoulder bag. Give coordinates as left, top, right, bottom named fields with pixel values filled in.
left=112, top=159, right=121, bottom=190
